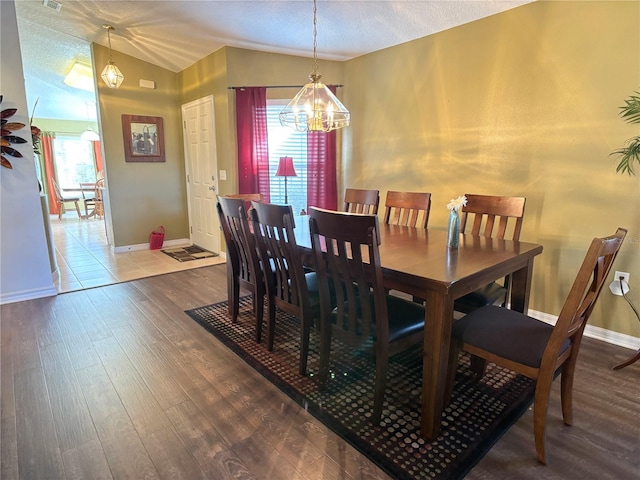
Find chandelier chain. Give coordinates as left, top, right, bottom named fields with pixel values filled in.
left=312, top=0, right=318, bottom=74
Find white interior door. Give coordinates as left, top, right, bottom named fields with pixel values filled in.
left=182, top=96, right=220, bottom=253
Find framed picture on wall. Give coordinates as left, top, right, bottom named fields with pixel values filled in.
left=122, top=114, right=165, bottom=162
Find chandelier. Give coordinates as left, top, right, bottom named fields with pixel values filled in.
left=279, top=0, right=350, bottom=132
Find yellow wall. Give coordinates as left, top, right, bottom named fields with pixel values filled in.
left=92, top=42, right=188, bottom=247
left=343, top=1, right=639, bottom=336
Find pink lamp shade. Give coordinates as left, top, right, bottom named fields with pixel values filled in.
left=276, top=157, right=297, bottom=177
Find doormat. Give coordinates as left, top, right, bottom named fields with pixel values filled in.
left=185, top=296, right=536, bottom=480
left=161, top=245, right=218, bottom=262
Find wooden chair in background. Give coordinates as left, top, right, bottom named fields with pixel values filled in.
left=51, top=177, right=82, bottom=220
left=79, top=182, right=97, bottom=217
left=448, top=228, right=627, bottom=464
left=216, top=196, right=267, bottom=342
left=383, top=190, right=431, bottom=228
left=454, top=194, right=526, bottom=314
left=250, top=201, right=325, bottom=375
left=309, top=207, right=425, bottom=424
left=343, top=188, right=380, bottom=215
left=225, top=193, right=263, bottom=211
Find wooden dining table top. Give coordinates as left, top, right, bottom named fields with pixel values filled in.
left=291, top=213, right=544, bottom=439
left=293, top=216, right=542, bottom=298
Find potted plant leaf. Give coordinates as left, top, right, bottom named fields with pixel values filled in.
left=611, top=91, right=640, bottom=175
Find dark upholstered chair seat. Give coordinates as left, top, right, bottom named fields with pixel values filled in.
left=332, top=294, right=425, bottom=343
left=454, top=282, right=508, bottom=312
left=452, top=305, right=571, bottom=368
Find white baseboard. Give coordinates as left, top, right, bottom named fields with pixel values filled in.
left=112, top=238, right=191, bottom=253
left=0, top=285, right=58, bottom=305
left=528, top=309, right=640, bottom=351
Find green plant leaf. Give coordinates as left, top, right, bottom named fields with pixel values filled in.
left=619, top=91, right=640, bottom=125
left=611, top=136, right=640, bottom=175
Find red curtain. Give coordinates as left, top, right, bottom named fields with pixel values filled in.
left=235, top=87, right=270, bottom=202
left=306, top=86, right=338, bottom=211
left=41, top=132, right=59, bottom=214
left=93, top=141, right=104, bottom=174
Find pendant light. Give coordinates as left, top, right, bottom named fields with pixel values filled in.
left=100, top=24, right=124, bottom=89
left=279, top=0, right=350, bottom=132
left=80, top=101, right=100, bottom=142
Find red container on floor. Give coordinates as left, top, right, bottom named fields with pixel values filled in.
left=150, top=226, right=165, bottom=250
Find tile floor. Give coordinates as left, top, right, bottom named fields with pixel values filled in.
left=50, top=212, right=225, bottom=293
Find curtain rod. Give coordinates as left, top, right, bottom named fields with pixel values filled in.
left=228, top=84, right=343, bottom=90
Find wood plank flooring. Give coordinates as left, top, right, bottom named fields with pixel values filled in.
left=1, top=264, right=638, bottom=479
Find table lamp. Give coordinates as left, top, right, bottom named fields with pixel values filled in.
left=275, top=156, right=297, bottom=204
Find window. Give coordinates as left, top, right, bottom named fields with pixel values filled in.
left=266, top=100, right=307, bottom=214
left=53, top=136, right=96, bottom=189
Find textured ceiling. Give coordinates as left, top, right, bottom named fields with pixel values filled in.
left=15, top=0, right=533, bottom=121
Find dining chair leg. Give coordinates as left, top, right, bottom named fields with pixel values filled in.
left=298, top=317, right=312, bottom=375
left=254, top=294, right=265, bottom=344
left=266, top=300, right=277, bottom=351
left=372, top=348, right=389, bottom=425
left=470, top=355, right=487, bottom=378
left=74, top=200, right=82, bottom=219
left=227, top=270, right=239, bottom=323
left=533, top=374, right=554, bottom=465
left=560, top=354, right=578, bottom=426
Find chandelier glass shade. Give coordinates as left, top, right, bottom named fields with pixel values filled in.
left=279, top=0, right=350, bottom=133
left=100, top=25, right=124, bottom=89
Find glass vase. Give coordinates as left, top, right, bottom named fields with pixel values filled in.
left=447, top=209, right=460, bottom=248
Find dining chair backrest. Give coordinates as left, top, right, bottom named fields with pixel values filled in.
left=250, top=201, right=309, bottom=313
left=226, top=193, right=264, bottom=209
left=216, top=195, right=266, bottom=338
left=310, top=208, right=384, bottom=343
left=550, top=228, right=627, bottom=358
left=343, top=188, right=380, bottom=215
left=383, top=191, right=431, bottom=228
left=460, top=194, right=526, bottom=241
left=217, top=195, right=262, bottom=289
left=454, top=194, right=526, bottom=313
left=250, top=201, right=318, bottom=374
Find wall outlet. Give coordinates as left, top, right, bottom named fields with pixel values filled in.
left=614, top=271, right=630, bottom=285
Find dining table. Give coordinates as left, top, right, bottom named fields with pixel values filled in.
left=292, top=214, right=543, bottom=440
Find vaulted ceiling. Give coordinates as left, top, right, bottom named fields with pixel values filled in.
left=15, top=0, right=533, bottom=121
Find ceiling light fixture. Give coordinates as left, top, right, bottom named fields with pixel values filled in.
left=63, top=62, right=95, bottom=92
left=279, top=0, right=350, bottom=132
left=100, top=24, right=124, bottom=89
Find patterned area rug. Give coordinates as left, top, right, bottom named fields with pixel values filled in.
left=185, top=297, right=535, bottom=480
left=161, top=245, right=218, bottom=262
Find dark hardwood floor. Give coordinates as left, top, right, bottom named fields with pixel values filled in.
left=1, top=264, right=638, bottom=479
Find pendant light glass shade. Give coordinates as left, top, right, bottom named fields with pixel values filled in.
left=101, top=25, right=124, bottom=89
left=101, top=62, right=124, bottom=89
left=279, top=73, right=350, bottom=132
left=280, top=0, right=350, bottom=132
left=81, top=128, right=100, bottom=142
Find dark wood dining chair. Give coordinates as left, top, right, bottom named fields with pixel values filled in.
left=343, top=188, right=380, bottom=215
left=250, top=201, right=324, bottom=375
left=448, top=227, right=627, bottom=464
left=454, top=194, right=526, bottom=314
left=51, top=177, right=82, bottom=220
left=309, top=207, right=426, bottom=424
left=216, top=196, right=267, bottom=342
left=383, top=190, right=431, bottom=228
